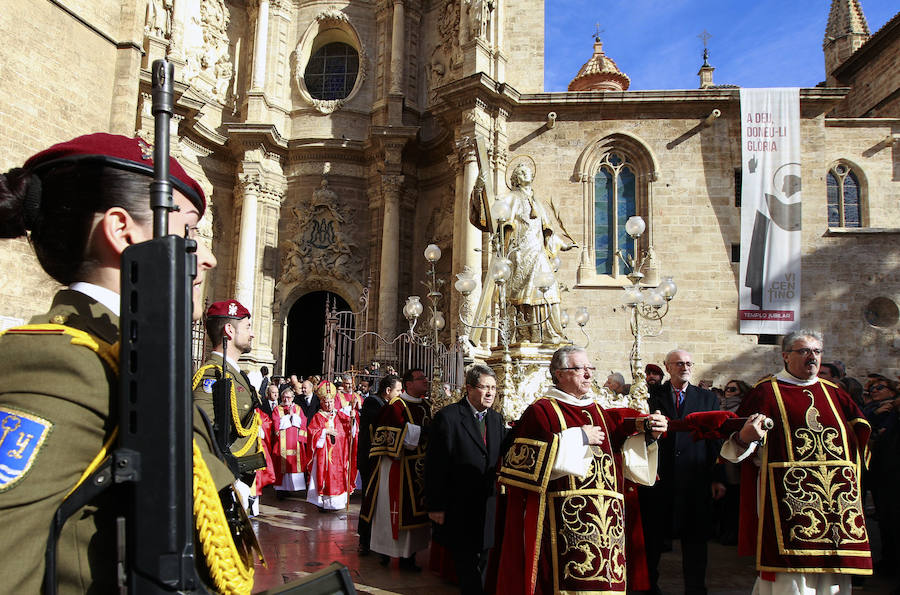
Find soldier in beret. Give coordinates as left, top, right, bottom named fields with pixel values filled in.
left=0, top=133, right=235, bottom=592
left=193, top=298, right=267, bottom=515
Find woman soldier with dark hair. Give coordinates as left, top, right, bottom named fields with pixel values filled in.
left=0, top=134, right=251, bottom=594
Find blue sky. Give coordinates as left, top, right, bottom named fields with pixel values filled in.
left=545, top=1, right=898, bottom=91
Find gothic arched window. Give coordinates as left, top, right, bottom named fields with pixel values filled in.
left=574, top=133, right=656, bottom=287
left=304, top=42, right=359, bottom=101
left=594, top=153, right=637, bottom=275
left=827, top=162, right=863, bottom=228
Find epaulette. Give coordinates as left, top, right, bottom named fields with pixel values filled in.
left=0, top=323, right=119, bottom=374
left=752, top=375, right=776, bottom=389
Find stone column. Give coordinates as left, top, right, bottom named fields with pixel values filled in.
left=460, top=144, right=482, bottom=277
left=252, top=0, right=270, bottom=90
left=235, top=175, right=260, bottom=309
left=389, top=0, right=405, bottom=94
left=378, top=175, right=403, bottom=341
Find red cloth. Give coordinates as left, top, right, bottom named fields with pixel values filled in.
left=735, top=377, right=872, bottom=575
left=271, top=404, right=308, bottom=485
left=666, top=410, right=739, bottom=441
left=256, top=412, right=276, bottom=489
left=306, top=410, right=354, bottom=496
left=495, top=397, right=648, bottom=594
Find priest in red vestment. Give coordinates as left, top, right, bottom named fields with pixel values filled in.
left=495, top=345, right=667, bottom=595
left=271, top=384, right=308, bottom=495
left=306, top=381, right=357, bottom=511
left=723, top=329, right=872, bottom=594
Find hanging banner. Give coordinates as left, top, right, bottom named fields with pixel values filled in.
left=738, top=88, right=801, bottom=335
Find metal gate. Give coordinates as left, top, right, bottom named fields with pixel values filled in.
left=321, top=289, right=464, bottom=392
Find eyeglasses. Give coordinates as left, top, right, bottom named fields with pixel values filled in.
left=786, top=348, right=823, bottom=357
left=668, top=361, right=693, bottom=368
left=724, top=386, right=739, bottom=393
left=559, top=366, right=597, bottom=373
left=473, top=384, right=497, bottom=392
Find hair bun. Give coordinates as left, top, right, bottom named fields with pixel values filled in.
left=0, top=168, right=35, bottom=238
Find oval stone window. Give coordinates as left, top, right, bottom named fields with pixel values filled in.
left=304, top=42, right=359, bottom=101
left=864, top=297, right=899, bottom=328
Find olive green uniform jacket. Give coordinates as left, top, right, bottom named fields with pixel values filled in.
left=193, top=356, right=262, bottom=466
left=0, top=290, right=232, bottom=594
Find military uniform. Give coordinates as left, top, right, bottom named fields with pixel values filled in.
left=0, top=289, right=233, bottom=593
left=193, top=355, right=263, bottom=464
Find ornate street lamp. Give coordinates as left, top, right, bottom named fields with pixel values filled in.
left=616, top=216, right=677, bottom=404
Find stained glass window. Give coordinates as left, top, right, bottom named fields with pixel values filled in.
left=594, top=153, right=636, bottom=275
left=827, top=163, right=862, bottom=228
left=304, top=42, right=359, bottom=101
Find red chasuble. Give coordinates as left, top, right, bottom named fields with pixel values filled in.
left=736, top=377, right=872, bottom=576
left=256, top=412, right=276, bottom=488
left=271, top=403, right=308, bottom=484
left=360, top=395, right=431, bottom=533
left=306, top=410, right=355, bottom=496
left=496, top=395, right=644, bottom=595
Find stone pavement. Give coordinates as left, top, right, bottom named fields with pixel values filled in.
left=250, top=488, right=894, bottom=594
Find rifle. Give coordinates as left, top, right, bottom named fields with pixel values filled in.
left=116, top=58, right=204, bottom=592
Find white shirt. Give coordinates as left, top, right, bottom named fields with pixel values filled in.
left=70, top=281, right=120, bottom=316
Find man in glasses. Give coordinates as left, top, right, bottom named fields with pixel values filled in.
left=425, top=364, right=506, bottom=595
left=722, top=329, right=872, bottom=593
left=641, top=349, right=725, bottom=595
left=494, top=345, right=667, bottom=594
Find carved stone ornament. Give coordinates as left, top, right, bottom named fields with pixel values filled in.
left=145, top=0, right=173, bottom=39
left=428, top=0, right=462, bottom=104
left=464, top=0, right=493, bottom=42
left=316, top=8, right=350, bottom=24
left=183, top=0, right=234, bottom=104
left=311, top=98, right=345, bottom=114
left=237, top=173, right=284, bottom=205
left=279, top=178, right=363, bottom=286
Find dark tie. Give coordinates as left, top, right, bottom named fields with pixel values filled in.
left=476, top=411, right=487, bottom=443
left=674, top=389, right=684, bottom=414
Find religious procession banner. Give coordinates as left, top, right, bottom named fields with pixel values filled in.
left=738, top=88, right=801, bottom=335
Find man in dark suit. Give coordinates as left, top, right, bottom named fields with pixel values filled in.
left=640, top=348, right=725, bottom=595
left=425, top=364, right=507, bottom=595
left=294, top=377, right=319, bottom=423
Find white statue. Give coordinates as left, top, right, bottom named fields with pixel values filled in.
left=470, top=161, right=577, bottom=343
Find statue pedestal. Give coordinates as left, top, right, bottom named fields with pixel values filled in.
left=486, top=342, right=557, bottom=423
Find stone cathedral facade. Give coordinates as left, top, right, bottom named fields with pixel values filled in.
left=0, top=0, right=897, bottom=382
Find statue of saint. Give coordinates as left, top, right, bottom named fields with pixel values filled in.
left=470, top=161, right=576, bottom=343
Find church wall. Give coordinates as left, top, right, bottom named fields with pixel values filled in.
left=0, top=0, right=124, bottom=324
left=831, top=21, right=900, bottom=118
left=502, top=0, right=545, bottom=92
left=500, top=105, right=899, bottom=386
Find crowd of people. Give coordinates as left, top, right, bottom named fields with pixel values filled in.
left=1, top=132, right=897, bottom=595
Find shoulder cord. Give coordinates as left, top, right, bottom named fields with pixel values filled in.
left=192, top=364, right=261, bottom=456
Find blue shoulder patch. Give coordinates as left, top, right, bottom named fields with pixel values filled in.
left=0, top=408, right=52, bottom=492
left=202, top=378, right=216, bottom=393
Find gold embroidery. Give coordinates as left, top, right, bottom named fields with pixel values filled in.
left=506, top=443, right=538, bottom=470
left=558, top=493, right=625, bottom=585
left=780, top=462, right=867, bottom=547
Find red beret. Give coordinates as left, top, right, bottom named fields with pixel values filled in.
left=24, top=132, right=206, bottom=213
left=206, top=299, right=250, bottom=320
left=645, top=363, right=664, bottom=376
